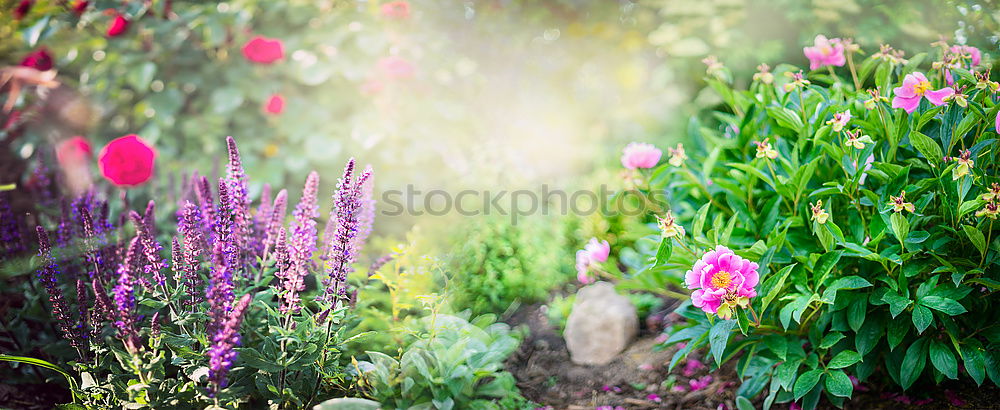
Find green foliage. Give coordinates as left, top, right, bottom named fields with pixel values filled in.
left=448, top=215, right=571, bottom=316
left=598, top=41, right=1000, bottom=408
left=544, top=294, right=576, bottom=331
left=358, top=313, right=534, bottom=410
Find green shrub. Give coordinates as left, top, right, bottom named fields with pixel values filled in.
left=447, top=215, right=571, bottom=316
left=358, top=313, right=533, bottom=410
left=590, top=38, right=1000, bottom=409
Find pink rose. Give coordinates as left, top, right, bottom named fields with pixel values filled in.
left=380, top=1, right=410, bottom=19
left=20, top=47, right=53, bottom=71
left=107, top=14, right=129, bottom=37
left=264, top=93, right=284, bottom=115
left=98, top=135, right=156, bottom=187
left=56, top=136, right=93, bottom=167
left=242, top=36, right=285, bottom=64
left=576, top=238, right=610, bottom=284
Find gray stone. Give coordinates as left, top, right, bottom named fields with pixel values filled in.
left=564, top=282, right=639, bottom=365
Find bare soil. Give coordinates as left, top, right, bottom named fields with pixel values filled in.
left=505, top=302, right=1000, bottom=410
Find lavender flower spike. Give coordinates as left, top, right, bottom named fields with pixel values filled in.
left=264, top=189, right=288, bottom=251
left=225, top=137, right=251, bottom=267
left=284, top=172, right=319, bottom=314
left=131, top=206, right=167, bottom=289
left=207, top=293, right=252, bottom=396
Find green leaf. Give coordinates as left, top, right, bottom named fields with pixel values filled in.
left=819, top=332, right=845, bottom=349
left=793, top=369, right=823, bottom=400
left=908, top=131, right=943, bottom=164
left=961, top=225, right=986, bottom=256
left=211, top=88, right=245, bottom=114
left=653, top=237, right=672, bottom=266
left=812, top=250, right=844, bottom=286
left=855, top=317, right=883, bottom=356
left=0, top=355, right=78, bottom=402
left=881, top=292, right=912, bottom=318
left=961, top=344, right=986, bottom=385
left=735, top=396, right=755, bottom=410
left=775, top=360, right=800, bottom=391
left=828, top=350, right=862, bottom=369
left=911, top=305, right=933, bottom=334
left=825, top=369, right=853, bottom=398
left=887, top=318, right=909, bottom=351
left=820, top=276, right=872, bottom=303
left=127, top=62, right=157, bottom=91
left=709, top=319, right=737, bottom=367
left=760, top=264, right=795, bottom=313
left=900, top=338, right=928, bottom=390
left=920, top=296, right=967, bottom=316
left=929, top=340, right=958, bottom=379
left=890, top=213, right=909, bottom=245
left=767, top=106, right=805, bottom=130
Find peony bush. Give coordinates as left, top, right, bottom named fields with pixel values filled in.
left=583, top=37, right=999, bottom=408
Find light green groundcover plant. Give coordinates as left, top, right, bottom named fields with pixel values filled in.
left=593, top=40, right=1000, bottom=408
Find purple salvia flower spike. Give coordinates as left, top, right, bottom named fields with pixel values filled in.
left=225, top=137, right=251, bottom=270
left=35, top=227, right=83, bottom=352
left=265, top=189, right=288, bottom=251
left=322, top=160, right=372, bottom=303
left=284, top=172, right=320, bottom=314
left=112, top=237, right=142, bottom=353
left=0, top=192, right=24, bottom=259
left=178, top=201, right=206, bottom=308
left=207, top=293, right=252, bottom=396
left=131, top=208, right=167, bottom=289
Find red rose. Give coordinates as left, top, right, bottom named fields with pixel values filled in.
left=264, top=93, right=284, bottom=115
left=14, top=0, right=33, bottom=20
left=380, top=1, right=410, bottom=19
left=57, top=136, right=93, bottom=167
left=71, top=1, right=89, bottom=16
left=98, top=134, right=156, bottom=187
left=107, top=14, right=129, bottom=37
left=241, top=36, right=284, bottom=64
left=20, top=47, right=53, bottom=71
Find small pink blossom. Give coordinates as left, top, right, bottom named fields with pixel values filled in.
left=685, top=245, right=759, bottom=320
left=995, top=110, right=999, bottom=134
left=891, top=72, right=954, bottom=113
left=264, top=93, right=284, bottom=115
left=826, top=110, right=851, bottom=132
left=789, top=403, right=802, bottom=410
left=620, top=142, right=662, bottom=169
left=638, top=363, right=654, bottom=371
left=803, top=35, right=846, bottom=70
left=380, top=1, right=410, bottom=19
left=377, top=56, right=415, bottom=79
left=689, top=375, right=713, bottom=391
left=646, top=393, right=662, bottom=403
left=683, top=358, right=705, bottom=377
left=576, top=238, right=610, bottom=284
left=950, top=45, right=982, bottom=66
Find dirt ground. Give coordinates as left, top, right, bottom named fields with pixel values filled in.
left=505, top=302, right=1000, bottom=410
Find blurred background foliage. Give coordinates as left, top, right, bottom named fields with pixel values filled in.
left=1, top=0, right=998, bottom=313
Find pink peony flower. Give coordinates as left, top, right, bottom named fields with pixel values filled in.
left=107, top=14, right=129, bottom=37
left=380, top=1, right=410, bottom=19
left=242, top=36, right=285, bottom=64
left=891, top=72, right=954, bottom=113
left=20, top=47, right=53, bottom=71
left=56, top=136, right=92, bottom=167
left=264, top=93, right=284, bottom=115
left=803, top=35, right=846, bottom=70
left=683, top=358, right=705, bottom=377
left=689, top=375, right=713, bottom=391
left=377, top=56, right=415, bottom=79
left=995, top=110, right=999, bottom=134
left=685, top=245, right=759, bottom=320
left=98, top=134, right=156, bottom=187
left=576, top=238, right=610, bottom=284
left=620, top=142, right=662, bottom=169
left=950, top=45, right=982, bottom=67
